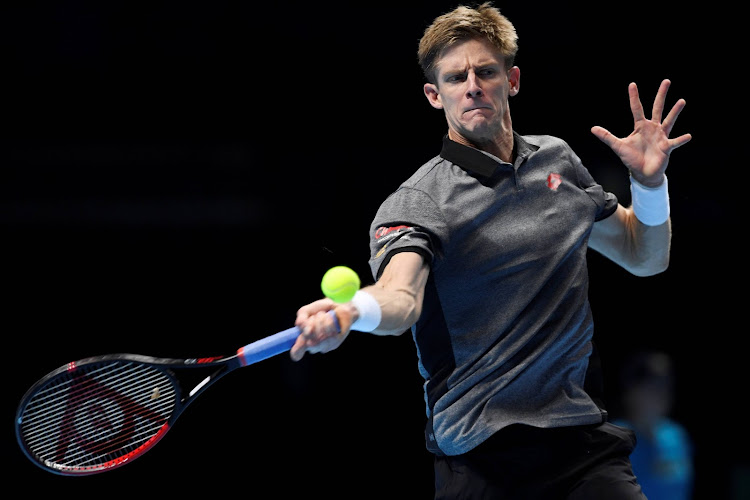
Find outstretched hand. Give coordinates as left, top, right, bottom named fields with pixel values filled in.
left=591, top=79, right=691, bottom=187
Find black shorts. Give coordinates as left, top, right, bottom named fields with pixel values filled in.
left=433, top=422, right=646, bottom=499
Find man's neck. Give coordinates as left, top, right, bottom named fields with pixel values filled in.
left=448, top=128, right=514, bottom=163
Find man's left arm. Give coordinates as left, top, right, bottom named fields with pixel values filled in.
left=589, top=204, right=671, bottom=276
left=589, top=79, right=691, bottom=276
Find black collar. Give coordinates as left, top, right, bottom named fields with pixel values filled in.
left=440, top=132, right=535, bottom=177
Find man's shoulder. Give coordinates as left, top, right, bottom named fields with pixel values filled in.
left=519, top=133, right=569, bottom=150
left=399, top=154, right=448, bottom=189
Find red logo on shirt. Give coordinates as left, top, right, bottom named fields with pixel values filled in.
left=374, top=225, right=411, bottom=239
left=547, top=173, right=562, bottom=191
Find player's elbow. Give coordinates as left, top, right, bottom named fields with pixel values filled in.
left=629, top=259, right=669, bottom=277
left=372, top=289, right=422, bottom=337
left=626, top=250, right=670, bottom=277
left=400, top=293, right=423, bottom=332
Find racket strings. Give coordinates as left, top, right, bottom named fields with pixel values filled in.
left=19, top=361, right=178, bottom=472
left=25, top=365, right=165, bottom=441
left=32, top=370, right=170, bottom=463
left=23, top=363, right=174, bottom=468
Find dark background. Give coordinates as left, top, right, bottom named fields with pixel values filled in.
left=3, top=1, right=743, bottom=498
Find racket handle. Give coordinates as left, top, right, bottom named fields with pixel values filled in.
left=236, top=311, right=340, bottom=366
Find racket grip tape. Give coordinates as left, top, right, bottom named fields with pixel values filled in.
left=236, top=311, right=340, bottom=366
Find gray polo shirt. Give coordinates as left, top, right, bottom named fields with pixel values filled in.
left=367, top=133, right=618, bottom=456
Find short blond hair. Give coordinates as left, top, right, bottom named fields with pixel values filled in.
left=417, top=2, right=518, bottom=84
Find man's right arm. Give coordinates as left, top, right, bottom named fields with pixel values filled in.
left=355, top=251, right=430, bottom=336
left=290, top=251, right=429, bottom=360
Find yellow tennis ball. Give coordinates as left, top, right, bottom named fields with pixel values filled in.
left=321, top=266, right=360, bottom=303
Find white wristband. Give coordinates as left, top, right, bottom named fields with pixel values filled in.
left=350, top=290, right=382, bottom=332
left=630, top=174, right=670, bottom=226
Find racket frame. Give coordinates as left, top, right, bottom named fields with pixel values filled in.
left=16, top=317, right=330, bottom=475
left=15, top=352, right=243, bottom=475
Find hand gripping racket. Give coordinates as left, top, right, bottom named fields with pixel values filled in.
left=15, top=313, right=339, bottom=475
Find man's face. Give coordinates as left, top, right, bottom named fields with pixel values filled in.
left=424, top=37, right=519, bottom=145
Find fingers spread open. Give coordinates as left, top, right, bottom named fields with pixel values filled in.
left=662, top=98, right=687, bottom=137
left=591, top=125, right=619, bottom=149
left=651, top=79, right=671, bottom=123
left=629, top=82, right=645, bottom=123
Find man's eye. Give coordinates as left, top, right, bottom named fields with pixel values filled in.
left=478, top=69, right=495, bottom=77
left=446, top=74, right=466, bottom=83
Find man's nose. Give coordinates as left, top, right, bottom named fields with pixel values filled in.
left=466, top=73, right=483, bottom=98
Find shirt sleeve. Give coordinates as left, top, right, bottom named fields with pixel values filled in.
left=367, top=186, right=446, bottom=280
left=568, top=145, right=619, bottom=221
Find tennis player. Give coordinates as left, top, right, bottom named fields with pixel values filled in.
left=291, top=3, right=690, bottom=498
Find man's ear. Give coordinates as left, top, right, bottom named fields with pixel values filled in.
left=424, top=83, right=443, bottom=109
left=508, top=66, right=520, bottom=96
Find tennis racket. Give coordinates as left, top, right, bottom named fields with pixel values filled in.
left=15, top=312, right=339, bottom=476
